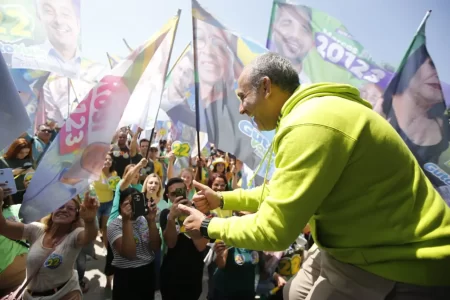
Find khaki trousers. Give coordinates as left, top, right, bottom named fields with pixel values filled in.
left=284, top=245, right=450, bottom=300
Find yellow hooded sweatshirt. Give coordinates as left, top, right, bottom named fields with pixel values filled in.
left=207, top=83, right=450, bottom=286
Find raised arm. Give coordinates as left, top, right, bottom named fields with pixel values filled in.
left=207, top=124, right=355, bottom=251
left=120, top=158, right=147, bottom=190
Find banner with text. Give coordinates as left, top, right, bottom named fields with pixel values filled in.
left=20, top=15, right=179, bottom=222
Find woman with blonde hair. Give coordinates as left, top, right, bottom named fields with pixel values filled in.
left=141, top=173, right=165, bottom=293
left=0, top=185, right=98, bottom=300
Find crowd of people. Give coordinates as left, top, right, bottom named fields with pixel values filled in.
left=0, top=122, right=309, bottom=300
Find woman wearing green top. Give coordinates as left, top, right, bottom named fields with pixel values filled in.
left=0, top=195, right=27, bottom=296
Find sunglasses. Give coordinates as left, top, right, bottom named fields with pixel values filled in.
left=40, top=129, right=51, bottom=133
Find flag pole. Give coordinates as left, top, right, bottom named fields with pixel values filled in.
left=191, top=1, right=202, bottom=180
left=122, top=38, right=134, bottom=52
left=106, top=52, right=114, bottom=69
left=145, top=8, right=182, bottom=160
left=395, top=10, right=432, bottom=73
left=67, top=77, right=70, bottom=119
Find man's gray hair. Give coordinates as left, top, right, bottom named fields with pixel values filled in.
left=248, top=52, right=299, bottom=94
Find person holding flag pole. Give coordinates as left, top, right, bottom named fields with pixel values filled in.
left=177, top=13, right=450, bottom=300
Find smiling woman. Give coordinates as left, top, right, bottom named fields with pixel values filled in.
left=0, top=188, right=99, bottom=300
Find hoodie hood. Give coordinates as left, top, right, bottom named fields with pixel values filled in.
left=278, top=83, right=372, bottom=129
left=249, top=82, right=371, bottom=188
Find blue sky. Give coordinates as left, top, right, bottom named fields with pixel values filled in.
left=82, top=0, right=450, bottom=82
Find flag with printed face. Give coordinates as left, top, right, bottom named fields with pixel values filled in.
left=20, top=14, right=180, bottom=223
left=380, top=11, right=450, bottom=206
left=192, top=0, right=275, bottom=178
left=159, top=43, right=209, bottom=164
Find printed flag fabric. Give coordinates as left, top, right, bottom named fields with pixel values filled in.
left=42, top=59, right=107, bottom=127
left=160, top=43, right=209, bottom=161
left=192, top=0, right=275, bottom=178
left=266, top=1, right=450, bottom=107
left=0, top=52, right=31, bottom=150
left=0, top=0, right=82, bottom=78
left=9, top=68, right=49, bottom=134
left=20, top=15, right=179, bottom=223
left=380, top=12, right=450, bottom=206
left=118, top=19, right=179, bottom=132
left=267, top=0, right=392, bottom=106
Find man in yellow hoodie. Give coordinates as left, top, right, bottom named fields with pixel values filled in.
left=179, top=53, right=450, bottom=298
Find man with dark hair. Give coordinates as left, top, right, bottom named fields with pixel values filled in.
left=179, top=52, right=450, bottom=299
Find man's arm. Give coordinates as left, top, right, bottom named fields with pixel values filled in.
left=207, top=124, right=355, bottom=251
left=221, top=185, right=268, bottom=212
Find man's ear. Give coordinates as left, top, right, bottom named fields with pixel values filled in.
left=263, top=76, right=272, bottom=99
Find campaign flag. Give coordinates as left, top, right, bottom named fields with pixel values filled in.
left=380, top=11, right=450, bottom=206
left=20, top=14, right=179, bottom=223
left=0, top=0, right=82, bottom=77
left=9, top=68, right=49, bottom=134
left=160, top=43, right=209, bottom=160
left=266, top=1, right=450, bottom=108
left=192, top=0, right=275, bottom=178
left=267, top=1, right=393, bottom=108
left=0, top=52, right=31, bottom=150
left=42, top=59, right=107, bottom=126
left=118, top=11, right=180, bottom=132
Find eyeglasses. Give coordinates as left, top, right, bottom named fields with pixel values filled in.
left=40, top=129, right=51, bottom=133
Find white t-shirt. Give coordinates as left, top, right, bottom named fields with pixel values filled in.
left=22, top=222, right=83, bottom=294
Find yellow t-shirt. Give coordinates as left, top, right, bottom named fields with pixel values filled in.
left=93, top=171, right=118, bottom=203
left=154, top=160, right=163, bottom=179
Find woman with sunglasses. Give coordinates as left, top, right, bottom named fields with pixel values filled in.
left=0, top=185, right=98, bottom=300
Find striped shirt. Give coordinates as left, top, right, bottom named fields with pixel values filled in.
left=107, top=216, right=155, bottom=269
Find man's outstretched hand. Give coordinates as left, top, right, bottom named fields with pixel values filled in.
left=178, top=204, right=206, bottom=240
left=191, top=180, right=221, bottom=213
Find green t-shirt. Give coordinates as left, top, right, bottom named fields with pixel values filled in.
left=213, top=248, right=259, bottom=296
left=0, top=205, right=28, bottom=272
left=107, top=179, right=142, bottom=226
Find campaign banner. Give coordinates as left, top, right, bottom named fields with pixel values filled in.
left=20, top=14, right=179, bottom=223
left=0, top=0, right=82, bottom=78
left=267, top=1, right=450, bottom=107
left=9, top=68, right=49, bottom=134
left=380, top=12, right=450, bottom=206
left=192, top=0, right=275, bottom=179
left=118, top=19, right=178, bottom=132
